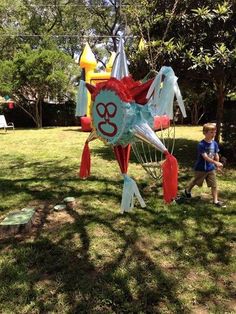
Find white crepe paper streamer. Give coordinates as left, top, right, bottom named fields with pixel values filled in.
left=120, top=174, right=146, bottom=213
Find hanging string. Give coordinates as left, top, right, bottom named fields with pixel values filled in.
left=134, top=0, right=180, bottom=69
left=162, top=0, right=180, bottom=43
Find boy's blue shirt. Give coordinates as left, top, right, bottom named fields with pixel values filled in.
left=194, top=139, right=219, bottom=172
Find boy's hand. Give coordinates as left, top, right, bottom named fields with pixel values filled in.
left=215, top=161, right=223, bottom=172
left=215, top=161, right=223, bottom=168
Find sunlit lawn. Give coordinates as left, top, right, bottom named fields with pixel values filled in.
left=0, top=126, right=235, bottom=313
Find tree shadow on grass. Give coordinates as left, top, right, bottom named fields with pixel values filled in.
left=174, top=138, right=198, bottom=167
left=90, top=138, right=199, bottom=167
left=0, top=138, right=235, bottom=312
left=62, top=128, right=81, bottom=132
left=0, top=205, right=187, bottom=313
left=0, top=176, right=122, bottom=214
left=0, top=187, right=235, bottom=313
left=0, top=155, right=123, bottom=214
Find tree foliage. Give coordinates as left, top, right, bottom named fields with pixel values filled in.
left=85, top=0, right=124, bottom=51
left=124, top=0, right=236, bottom=141
left=0, top=46, right=79, bottom=127
left=0, top=0, right=235, bottom=136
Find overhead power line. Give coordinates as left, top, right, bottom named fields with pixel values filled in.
left=0, top=34, right=137, bottom=38
left=0, top=33, right=138, bottom=38
left=4, top=3, right=142, bottom=8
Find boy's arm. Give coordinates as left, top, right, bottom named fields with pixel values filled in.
left=214, top=152, right=220, bottom=162
left=202, top=153, right=223, bottom=167
left=214, top=153, right=224, bottom=172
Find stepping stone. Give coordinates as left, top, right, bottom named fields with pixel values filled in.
left=63, top=197, right=76, bottom=209
left=54, top=204, right=66, bottom=211
left=0, top=207, right=36, bottom=235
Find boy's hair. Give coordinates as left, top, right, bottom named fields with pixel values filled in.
left=203, top=123, right=216, bottom=134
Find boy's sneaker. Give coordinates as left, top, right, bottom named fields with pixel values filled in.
left=183, top=189, right=192, bottom=199
left=214, top=201, right=226, bottom=208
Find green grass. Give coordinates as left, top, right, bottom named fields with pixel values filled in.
left=0, top=126, right=235, bottom=313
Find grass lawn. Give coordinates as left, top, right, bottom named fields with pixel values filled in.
left=0, top=126, right=235, bottom=313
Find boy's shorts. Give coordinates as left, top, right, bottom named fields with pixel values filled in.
left=192, top=170, right=217, bottom=188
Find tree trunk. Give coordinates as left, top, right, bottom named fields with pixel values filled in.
left=13, top=96, right=43, bottom=128
left=35, top=98, right=43, bottom=128
left=39, top=100, right=42, bottom=128
left=215, top=81, right=225, bottom=143
left=191, top=103, right=197, bottom=125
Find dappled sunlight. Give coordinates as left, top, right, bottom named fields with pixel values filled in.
left=0, top=127, right=235, bottom=313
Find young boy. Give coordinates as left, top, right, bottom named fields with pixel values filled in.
left=184, top=123, right=225, bottom=207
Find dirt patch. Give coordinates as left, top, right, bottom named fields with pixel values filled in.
left=191, top=305, right=209, bottom=314
left=43, top=210, right=75, bottom=233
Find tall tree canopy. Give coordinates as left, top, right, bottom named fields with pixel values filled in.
left=124, top=0, right=236, bottom=141
left=0, top=45, right=79, bottom=127
left=0, top=0, right=235, bottom=135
